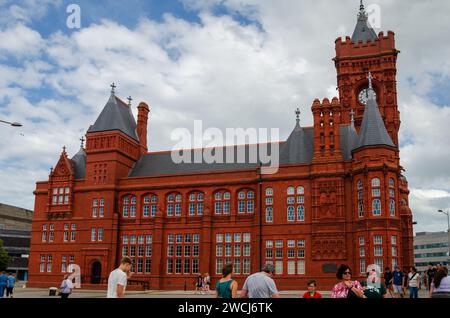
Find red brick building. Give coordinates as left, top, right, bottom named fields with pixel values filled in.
left=28, top=3, right=414, bottom=290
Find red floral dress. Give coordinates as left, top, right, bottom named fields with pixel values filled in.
left=331, top=281, right=363, bottom=298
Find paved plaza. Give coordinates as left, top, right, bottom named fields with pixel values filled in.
left=3, top=286, right=431, bottom=299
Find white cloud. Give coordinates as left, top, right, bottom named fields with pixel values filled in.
left=0, top=0, right=450, bottom=235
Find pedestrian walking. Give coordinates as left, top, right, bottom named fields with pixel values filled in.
left=6, top=273, right=16, bottom=298
left=431, top=267, right=450, bottom=298
left=331, top=264, right=365, bottom=298
left=407, top=266, right=420, bottom=298
left=240, top=263, right=280, bottom=298
left=60, top=274, right=73, bottom=299
left=203, top=273, right=211, bottom=293
left=302, top=280, right=322, bottom=298
left=361, top=267, right=387, bottom=298
left=383, top=267, right=394, bottom=298
left=215, top=264, right=238, bottom=298
left=0, top=271, right=8, bottom=298
left=392, top=266, right=404, bottom=298
left=194, top=274, right=203, bottom=294
left=425, top=263, right=437, bottom=295
left=107, top=257, right=132, bottom=298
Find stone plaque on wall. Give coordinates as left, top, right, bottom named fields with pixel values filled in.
left=322, top=263, right=338, bottom=273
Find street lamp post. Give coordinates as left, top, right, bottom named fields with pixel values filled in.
left=0, top=119, right=22, bottom=127
left=437, top=209, right=450, bottom=266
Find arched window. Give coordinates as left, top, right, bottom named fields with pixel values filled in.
left=265, top=187, right=273, bottom=206
left=372, top=178, right=381, bottom=187
left=122, top=195, right=136, bottom=218
left=237, top=189, right=255, bottom=214
left=214, top=190, right=231, bottom=215
left=358, top=201, right=364, bottom=218
left=389, top=178, right=395, bottom=199
left=265, top=188, right=273, bottom=196
left=166, top=193, right=182, bottom=217
left=287, top=187, right=295, bottom=195
left=297, top=186, right=305, bottom=195
left=372, top=199, right=382, bottom=216
left=143, top=194, right=158, bottom=217
left=188, top=192, right=204, bottom=216
left=357, top=180, right=363, bottom=190
left=389, top=199, right=396, bottom=216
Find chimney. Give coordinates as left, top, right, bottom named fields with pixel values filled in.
left=137, top=102, right=150, bottom=154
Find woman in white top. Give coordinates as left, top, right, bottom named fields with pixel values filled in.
left=431, top=267, right=450, bottom=298
left=407, top=267, right=420, bottom=298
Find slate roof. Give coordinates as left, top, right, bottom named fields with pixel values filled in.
left=355, top=92, right=396, bottom=149
left=87, top=94, right=139, bottom=141
left=71, top=147, right=86, bottom=179
left=352, top=7, right=378, bottom=43
left=279, top=123, right=314, bottom=165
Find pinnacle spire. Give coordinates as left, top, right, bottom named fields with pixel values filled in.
left=295, top=108, right=301, bottom=126
left=352, top=0, right=378, bottom=43
left=110, top=82, right=116, bottom=95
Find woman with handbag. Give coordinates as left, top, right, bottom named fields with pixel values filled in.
left=331, top=264, right=365, bottom=298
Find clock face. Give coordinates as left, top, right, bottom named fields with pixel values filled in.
left=358, top=88, right=376, bottom=105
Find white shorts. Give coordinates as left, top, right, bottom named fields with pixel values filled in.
left=393, top=285, right=403, bottom=293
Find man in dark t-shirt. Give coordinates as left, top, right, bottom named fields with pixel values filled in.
left=425, top=264, right=437, bottom=290
left=392, top=266, right=404, bottom=298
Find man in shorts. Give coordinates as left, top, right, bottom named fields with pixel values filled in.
left=392, top=266, right=404, bottom=298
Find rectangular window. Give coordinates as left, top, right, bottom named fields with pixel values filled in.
left=287, top=261, right=296, bottom=275
left=184, top=245, right=191, bottom=257
left=225, top=233, right=232, bottom=243
left=243, top=244, right=251, bottom=257
left=176, top=245, right=182, bottom=257
left=91, top=228, right=96, bottom=242
left=297, top=240, right=305, bottom=248
left=138, top=235, right=144, bottom=244
left=130, top=246, right=136, bottom=257
left=145, top=259, right=151, bottom=273
left=266, top=207, right=273, bottom=222
left=372, top=189, right=381, bottom=197
left=192, top=259, right=199, bottom=274
left=99, top=207, right=104, bottom=217
left=215, top=202, right=222, bottom=214
left=359, top=237, right=365, bottom=246
left=243, top=259, right=251, bottom=275
left=266, top=249, right=273, bottom=259
left=234, top=233, right=241, bottom=243
left=374, top=246, right=383, bottom=256
left=137, top=259, right=143, bottom=273
left=287, top=240, right=295, bottom=248
left=175, top=259, right=182, bottom=274
left=243, top=233, right=251, bottom=243
left=275, top=261, right=283, bottom=275
left=193, top=245, right=199, bottom=257
left=122, top=246, right=128, bottom=256
left=98, top=228, right=103, bottom=241
left=184, top=234, right=191, bottom=243
left=63, top=231, right=69, bottom=242
left=216, top=245, right=223, bottom=257
left=233, top=259, right=241, bottom=274
left=374, top=235, right=383, bottom=245
left=275, top=250, right=283, bottom=259
left=216, top=259, right=223, bottom=275
left=275, top=240, right=283, bottom=248
left=123, top=236, right=129, bottom=244
left=392, top=246, right=398, bottom=257
left=138, top=246, right=144, bottom=257
left=167, top=259, right=173, bottom=274
left=297, top=249, right=305, bottom=258
left=391, top=236, right=397, bottom=245
left=297, top=260, right=305, bottom=275
left=184, top=259, right=190, bottom=274
left=360, top=247, right=365, bottom=257
left=247, top=200, right=254, bottom=213
left=167, top=245, right=174, bottom=257
left=223, top=201, right=230, bottom=214
left=234, top=245, right=241, bottom=257
left=146, top=235, right=153, bottom=244
left=225, top=244, right=232, bottom=257
left=360, top=259, right=366, bottom=274
left=168, top=234, right=174, bottom=244
left=176, top=234, right=182, bottom=244
left=265, top=198, right=273, bottom=205
left=287, top=249, right=295, bottom=258
left=216, top=234, right=223, bottom=243
left=375, top=258, right=383, bottom=269
left=266, top=240, right=273, bottom=248
left=193, top=234, right=200, bottom=244
left=189, top=203, right=196, bottom=215
left=238, top=201, right=245, bottom=213
left=130, top=235, right=136, bottom=244
left=175, top=203, right=181, bottom=216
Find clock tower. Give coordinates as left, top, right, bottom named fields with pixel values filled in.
left=334, top=1, right=401, bottom=146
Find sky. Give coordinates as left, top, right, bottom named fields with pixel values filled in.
left=0, top=0, right=450, bottom=234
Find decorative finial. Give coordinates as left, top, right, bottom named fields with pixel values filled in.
left=367, top=71, right=373, bottom=89
left=110, top=82, right=116, bottom=95
left=366, top=71, right=376, bottom=100
left=350, top=109, right=355, bottom=124
left=295, top=108, right=301, bottom=125
left=127, top=96, right=133, bottom=107
left=360, top=0, right=365, bottom=12
left=80, top=136, right=85, bottom=149
left=62, top=145, right=66, bottom=153
left=358, top=0, right=367, bottom=20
